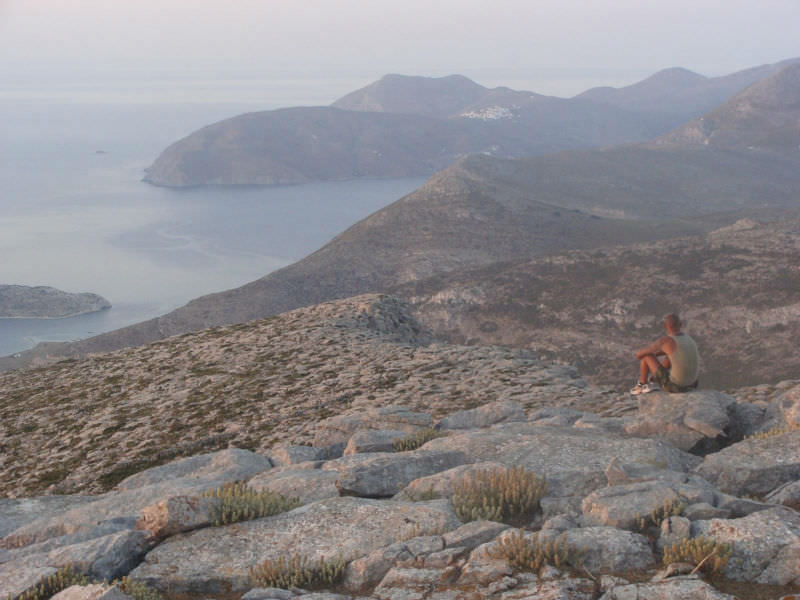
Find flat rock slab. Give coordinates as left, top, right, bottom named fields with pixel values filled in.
left=541, top=527, right=655, bottom=574
left=599, top=576, right=738, bottom=599
left=0, top=563, right=57, bottom=599
left=129, top=497, right=461, bottom=594
left=623, top=390, right=735, bottom=453
left=693, top=429, right=800, bottom=497
left=693, top=506, right=800, bottom=585
left=438, top=400, right=525, bottom=430
left=313, top=407, right=433, bottom=450
left=3, top=448, right=272, bottom=548
left=51, top=585, right=132, bottom=600
left=422, top=423, right=699, bottom=498
left=0, top=495, right=94, bottom=539
left=394, top=462, right=507, bottom=501
left=344, top=429, right=408, bottom=456
left=323, top=450, right=468, bottom=497
left=248, top=467, right=340, bottom=505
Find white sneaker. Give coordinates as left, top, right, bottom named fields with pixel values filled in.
left=630, top=382, right=656, bottom=395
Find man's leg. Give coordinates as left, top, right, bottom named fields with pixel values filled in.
left=638, top=354, right=662, bottom=384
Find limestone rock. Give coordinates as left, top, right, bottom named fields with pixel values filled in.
left=437, top=400, right=525, bottom=430
left=323, top=450, right=467, bottom=497
left=241, top=589, right=294, bottom=600
left=313, top=407, right=433, bottom=452
left=623, top=390, right=735, bottom=453
left=394, top=462, right=507, bottom=501
left=129, top=497, right=461, bottom=594
left=344, top=430, right=408, bottom=455
left=373, top=567, right=455, bottom=600
left=599, top=575, right=738, bottom=599
left=0, top=496, right=95, bottom=539
left=51, top=585, right=132, bottom=600
left=581, top=481, right=684, bottom=530
left=765, top=479, right=800, bottom=510
left=657, top=516, right=691, bottom=551
left=45, top=529, right=151, bottom=581
left=247, top=466, right=339, bottom=505
left=0, top=564, right=57, bottom=600
left=497, top=578, right=596, bottom=600
left=693, top=430, right=800, bottom=497
left=441, top=521, right=510, bottom=551
left=135, top=495, right=216, bottom=539
left=692, top=506, right=800, bottom=585
left=269, top=445, right=322, bottom=466
left=542, top=527, right=655, bottom=574
left=421, top=423, right=699, bottom=498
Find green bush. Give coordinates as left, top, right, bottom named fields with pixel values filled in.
left=489, top=531, right=582, bottom=573
left=451, top=466, right=546, bottom=525
left=249, top=554, right=347, bottom=589
left=8, top=566, right=88, bottom=600
left=393, top=428, right=448, bottom=452
left=662, top=536, right=733, bottom=574
left=203, top=481, right=300, bottom=526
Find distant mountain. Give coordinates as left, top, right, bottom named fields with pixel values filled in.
left=657, top=63, right=800, bottom=153
left=577, top=58, right=799, bottom=121
left=145, top=61, right=797, bottom=187
left=401, top=217, right=800, bottom=389
left=0, top=285, right=110, bottom=319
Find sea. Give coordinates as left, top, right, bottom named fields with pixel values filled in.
left=0, top=77, right=426, bottom=356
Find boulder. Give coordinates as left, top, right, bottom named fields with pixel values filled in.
left=623, top=390, right=735, bottom=453
left=372, top=567, right=455, bottom=600
left=394, top=462, right=507, bottom=501
left=323, top=450, right=467, bottom=497
left=693, top=430, right=800, bottom=497
left=51, top=585, right=132, bottom=600
left=313, top=407, right=433, bottom=452
left=693, top=506, right=800, bottom=585
left=421, top=423, right=699, bottom=498
left=442, top=521, right=510, bottom=551
left=765, top=479, right=800, bottom=510
left=268, top=445, right=322, bottom=466
left=135, top=495, right=216, bottom=539
left=437, top=400, right=525, bottom=430
left=0, top=564, right=57, bottom=600
left=496, top=578, right=596, bottom=600
left=581, top=481, right=685, bottom=530
left=2, top=449, right=272, bottom=549
left=129, top=497, right=461, bottom=594
left=599, top=575, right=738, bottom=599
left=247, top=466, right=340, bottom=505
left=541, top=527, right=655, bottom=574
left=343, top=429, right=408, bottom=455
left=657, top=515, right=691, bottom=551
left=0, top=496, right=94, bottom=539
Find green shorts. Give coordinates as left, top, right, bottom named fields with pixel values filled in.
left=654, top=366, right=698, bottom=393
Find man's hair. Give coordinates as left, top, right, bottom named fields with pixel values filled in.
left=665, top=313, right=682, bottom=330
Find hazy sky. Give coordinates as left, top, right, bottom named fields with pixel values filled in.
left=1, top=0, right=798, bottom=99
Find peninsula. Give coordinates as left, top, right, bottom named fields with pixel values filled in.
left=0, top=284, right=111, bottom=319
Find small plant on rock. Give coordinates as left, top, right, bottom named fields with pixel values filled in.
left=635, top=497, right=686, bottom=531
left=451, top=466, right=546, bottom=525
left=393, top=428, right=448, bottom=452
left=662, top=536, right=733, bottom=575
left=249, top=553, right=348, bottom=589
left=8, top=565, right=89, bottom=600
left=115, top=577, right=165, bottom=600
left=202, top=481, right=300, bottom=526
left=489, top=530, right=582, bottom=573
left=746, top=423, right=800, bottom=440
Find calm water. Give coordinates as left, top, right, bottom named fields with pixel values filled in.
left=0, top=87, right=425, bottom=355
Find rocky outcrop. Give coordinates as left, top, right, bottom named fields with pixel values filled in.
left=0, top=285, right=110, bottom=319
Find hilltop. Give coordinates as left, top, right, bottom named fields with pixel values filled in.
left=0, top=285, right=110, bottom=319
left=143, top=59, right=797, bottom=187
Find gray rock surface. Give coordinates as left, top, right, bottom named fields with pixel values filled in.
left=247, top=465, right=340, bottom=505
left=394, top=462, right=507, bottom=501
left=437, top=400, right=525, bottom=430
left=693, top=506, right=800, bottom=585
left=765, top=479, right=800, bottom=509
left=129, top=497, right=461, bottom=594
left=313, top=407, right=433, bottom=452
left=581, top=481, right=684, bottom=530
left=623, top=390, right=735, bottom=453
left=135, top=495, right=216, bottom=539
left=0, top=564, right=57, bottom=599
left=344, top=430, right=408, bottom=455
left=693, top=430, right=800, bottom=496
left=542, top=527, right=655, bottom=574
left=0, top=495, right=95, bottom=538
left=599, top=576, right=738, bottom=599
left=323, top=450, right=467, bottom=497
left=50, top=585, right=132, bottom=600
left=421, top=423, right=699, bottom=498
left=269, top=445, right=321, bottom=466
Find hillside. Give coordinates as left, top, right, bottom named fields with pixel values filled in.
left=658, top=62, right=800, bottom=153
left=0, top=284, right=110, bottom=319
left=144, top=60, right=796, bottom=187
left=401, top=217, right=800, bottom=389
left=0, top=294, right=595, bottom=497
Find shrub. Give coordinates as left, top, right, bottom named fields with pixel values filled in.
left=393, top=428, right=448, bottom=452
left=249, top=554, right=347, bottom=589
left=635, top=497, right=686, bottom=531
left=451, top=466, right=546, bottom=525
left=746, top=423, right=800, bottom=440
left=662, top=536, right=733, bottom=575
left=489, top=530, right=582, bottom=573
left=203, top=481, right=300, bottom=526
left=116, top=577, right=164, bottom=600
left=8, top=565, right=88, bottom=600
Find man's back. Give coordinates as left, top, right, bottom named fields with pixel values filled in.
left=667, top=332, right=699, bottom=386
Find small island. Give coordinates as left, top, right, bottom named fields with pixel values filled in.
left=0, top=285, right=111, bottom=319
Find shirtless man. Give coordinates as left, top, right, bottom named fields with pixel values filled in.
left=631, top=313, right=699, bottom=394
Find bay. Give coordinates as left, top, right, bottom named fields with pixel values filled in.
left=0, top=85, right=425, bottom=356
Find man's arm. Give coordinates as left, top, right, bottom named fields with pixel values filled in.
left=635, top=336, right=674, bottom=360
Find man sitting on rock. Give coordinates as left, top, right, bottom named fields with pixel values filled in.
left=631, top=313, right=699, bottom=394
